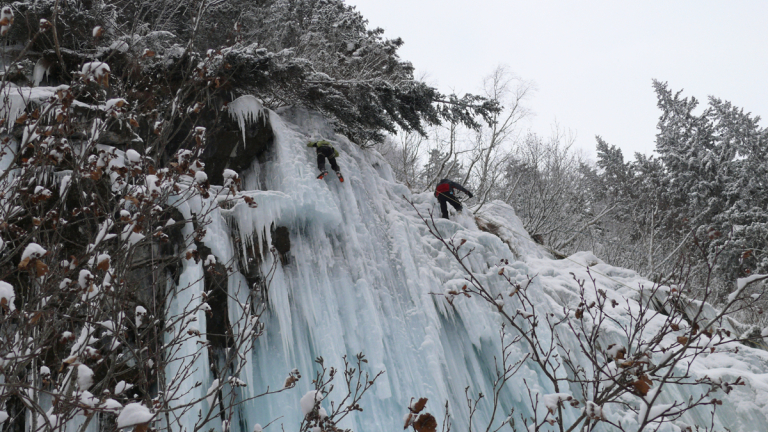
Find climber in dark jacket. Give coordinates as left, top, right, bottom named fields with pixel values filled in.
left=434, top=179, right=473, bottom=219
left=307, top=139, right=344, bottom=182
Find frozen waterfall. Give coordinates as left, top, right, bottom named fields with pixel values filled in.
left=177, top=105, right=768, bottom=432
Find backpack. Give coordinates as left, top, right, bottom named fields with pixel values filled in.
left=435, top=182, right=451, bottom=196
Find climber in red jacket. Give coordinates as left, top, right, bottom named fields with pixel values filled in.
left=434, top=179, right=473, bottom=219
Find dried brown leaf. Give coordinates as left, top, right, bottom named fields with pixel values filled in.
left=632, top=375, right=652, bottom=396
left=411, top=398, right=428, bottom=414
left=90, top=167, right=102, bottom=181
left=615, top=347, right=625, bottom=360
left=18, top=257, right=30, bottom=270
left=96, top=257, right=110, bottom=271
left=29, top=312, right=43, bottom=324
left=413, top=413, right=437, bottom=432
left=284, top=375, right=297, bottom=388
left=34, top=260, right=49, bottom=276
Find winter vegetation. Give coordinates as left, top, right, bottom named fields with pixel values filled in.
left=0, top=1, right=766, bottom=432
left=381, top=73, right=768, bottom=326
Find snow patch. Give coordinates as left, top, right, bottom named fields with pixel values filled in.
left=116, top=403, right=154, bottom=428
left=0, top=281, right=15, bottom=311
left=300, top=390, right=321, bottom=416
left=77, top=364, right=94, bottom=389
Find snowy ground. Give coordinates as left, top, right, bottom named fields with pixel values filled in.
left=168, top=105, right=768, bottom=432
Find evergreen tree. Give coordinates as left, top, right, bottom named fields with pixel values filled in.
left=591, top=82, right=768, bottom=291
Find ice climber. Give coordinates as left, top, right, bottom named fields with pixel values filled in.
left=308, top=138, right=344, bottom=182
left=434, top=179, right=473, bottom=219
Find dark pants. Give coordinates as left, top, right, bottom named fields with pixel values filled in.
left=317, top=147, right=339, bottom=172
left=437, top=193, right=462, bottom=218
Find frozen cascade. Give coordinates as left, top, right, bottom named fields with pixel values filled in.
left=181, top=106, right=768, bottom=432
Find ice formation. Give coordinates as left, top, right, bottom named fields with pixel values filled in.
left=165, top=106, right=768, bottom=432
left=3, top=92, right=765, bottom=431
left=228, top=95, right=266, bottom=144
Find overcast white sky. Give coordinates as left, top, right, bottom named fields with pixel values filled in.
left=347, top=0, right=768, bottom=160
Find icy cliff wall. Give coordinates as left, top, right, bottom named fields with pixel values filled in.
left=187, top=105, right=768, bottom=432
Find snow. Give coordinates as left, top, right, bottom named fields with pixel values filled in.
left=206, top=379, right=220, bottom=411
left=0, top=281, right=15, bottom=311
left=195, top=170, right=208, bottom=184
left=0, top=411, right=7, bottom=423
left=80, top=62, right=110, bottom=79
left=583, top=401, right=603, bottom=420
left=639, top=402, right=674, bottom=424
left=121, top=224, right=145, bottom=245
left=110, top=40, right=130, bottom=52
left=34, top=186, right=51, bottom=197
left=223, top=169, right=239, bottom=188
left=79, top=390, right=99, bottom=408
left=146, top=174, right=162, bottom=195
left=730, top=274, right=768, bottom=302
left=21, top=243, right=47, bottom=261
left=253, top=424, right=263, bottom=432
left=101, top=399, right=123, bottom=413
left=116, top=403, right=154, bottom=428
left=135, top=306, right=147, bottom=327
left=605, top=343, right=626, bottom=359
left=97, top=254, right=110, bottom=267
left=517, top=308, right=533, bottom=319
left=77, top=364, right=94, bottom=389
left=115, top=380, right=133, bottom=395
left=543, top=393, right=572, bottom=413
left=228, top=376, right=246, bottom=387
left=300, top=390, right=321, bottom=416
left=78, top=269, right=93, bottom=289
left=106, top=98, right=128, bottom=111
left=0, top=6, right=12, bottom=37
left=0, top=85, right=73, bottom=127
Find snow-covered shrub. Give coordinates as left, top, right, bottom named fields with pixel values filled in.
left=0, top=3, right=300, bottom=431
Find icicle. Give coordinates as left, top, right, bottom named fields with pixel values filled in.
left=227, top=95, right=265, bottom=146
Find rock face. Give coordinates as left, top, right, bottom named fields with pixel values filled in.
left=201, top=105, right=274, bottom=186
left=271, top=225, right=291, bottom=265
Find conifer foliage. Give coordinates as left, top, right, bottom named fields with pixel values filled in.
left=237, top=0, right=499, bottom=144
left=589, top=81, right=768, bottom=296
